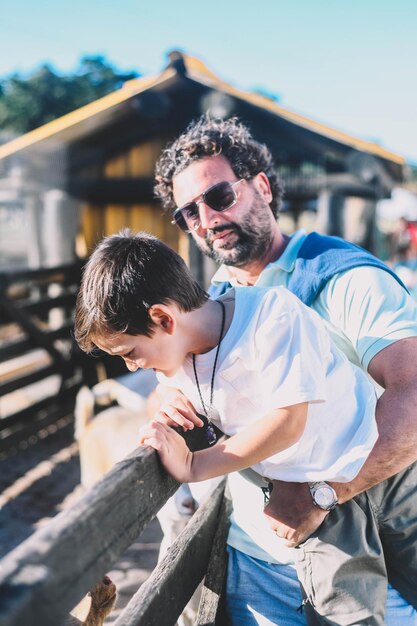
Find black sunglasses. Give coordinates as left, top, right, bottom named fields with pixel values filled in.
left=171, top=179, right=245, bottom=233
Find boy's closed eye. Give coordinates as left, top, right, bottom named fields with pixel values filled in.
left=122, top=349, right=135, bottom=359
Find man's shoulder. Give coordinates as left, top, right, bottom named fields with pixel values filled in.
left=324, top=264, right=414, bottom=309
left=290, top=232, right=406, bottom=306
left=317, top=265, right=417, bottom=369
left=299, top=231, right=372, bottom=257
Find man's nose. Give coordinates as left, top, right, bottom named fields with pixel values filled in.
left=197, top=202, right=223, bottom=230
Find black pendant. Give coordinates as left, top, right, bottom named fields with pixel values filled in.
left=205, top=422, right=218, bottom=445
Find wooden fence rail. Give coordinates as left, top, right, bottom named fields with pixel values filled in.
left=0, top=263, right=231, bottom=624
left=0, top=263, right=127, bottom=452
left=115, top=487, right=231, bottom=626
left=0, top=445, right=230, bottom=626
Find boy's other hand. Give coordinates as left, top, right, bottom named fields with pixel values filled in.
left=154, top=385, right=204, bottom=431
left=263, top=480, right=328, bottom=546
left=138, top=420, right=194, bottom=483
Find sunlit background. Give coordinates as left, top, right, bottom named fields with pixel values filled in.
left=1, top=4, right=417, bottom=621
left=1, top=0, right=417, bottom=270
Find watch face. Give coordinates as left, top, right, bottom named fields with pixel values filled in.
left=314, top=485, right=336, bottom=508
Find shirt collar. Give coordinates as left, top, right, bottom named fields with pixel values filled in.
left=211, top=229, right=308, bottom=286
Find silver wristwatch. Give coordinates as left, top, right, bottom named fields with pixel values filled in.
left=309, top=481, right=338, bottom=511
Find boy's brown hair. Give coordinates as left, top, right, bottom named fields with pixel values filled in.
left=75, top=229, right=208, bottom=353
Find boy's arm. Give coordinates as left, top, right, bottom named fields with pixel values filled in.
left=140, top=402, right=307, bottom=483
left=190, top=402, right=307, bottom=481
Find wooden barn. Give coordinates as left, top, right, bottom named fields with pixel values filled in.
left=0, top=50, right=406, bottom=279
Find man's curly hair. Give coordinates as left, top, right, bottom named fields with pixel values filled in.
left=154, top=116, right=284, bottom=218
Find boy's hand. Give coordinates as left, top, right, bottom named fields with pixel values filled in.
left=139, top=420, right=194, bottom=483
left=154, top=386, right=205, bottom=431
left=263, top=480, right=328, bottom=546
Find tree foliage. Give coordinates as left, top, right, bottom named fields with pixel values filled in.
left=0, top=56, right=139, bottom=134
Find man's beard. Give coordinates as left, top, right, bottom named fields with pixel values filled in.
left=193, top=193, right=275, bottom=267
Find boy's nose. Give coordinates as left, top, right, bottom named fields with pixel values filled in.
left=125, top=360, right=139, bottom=372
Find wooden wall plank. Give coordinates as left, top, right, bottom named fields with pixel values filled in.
left=81, top=204, right=105, bottom=254
left=104, top=206, right=129, bottom=235
left=127, top=140, right=165, bottom=177
left=104, top=154, right=129, bottom=177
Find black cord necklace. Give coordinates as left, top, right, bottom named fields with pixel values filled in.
left=192, top=300, right=226, bottom=445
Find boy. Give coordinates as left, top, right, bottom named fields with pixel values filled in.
left=75, top=229, right=417, bottom=625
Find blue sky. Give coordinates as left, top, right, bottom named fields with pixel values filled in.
left=1, top=0, right=417, bottom=162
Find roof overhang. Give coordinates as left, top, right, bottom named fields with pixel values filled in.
left=0, top=51, right=405, bottom=186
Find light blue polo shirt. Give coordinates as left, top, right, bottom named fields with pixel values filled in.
left=212, top=230, right=417, bottom=563
left=212, top=229, right=417, bottom=372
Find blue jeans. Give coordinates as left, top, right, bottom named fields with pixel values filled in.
left=226, top=547, right=417, bottom=626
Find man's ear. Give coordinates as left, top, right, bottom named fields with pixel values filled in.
left=253, top=171, right=273, bottom=204
left=148, top=304, right=176, bottom=334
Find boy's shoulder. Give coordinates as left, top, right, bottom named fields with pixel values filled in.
left=235, top=285, right=302, bottom=312
left=231, top=286, right=306, bottom=339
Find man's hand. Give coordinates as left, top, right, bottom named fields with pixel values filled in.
left=263, top=480, right=328, bottom=546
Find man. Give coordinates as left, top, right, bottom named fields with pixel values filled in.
left=154, top=116, right=417, bottom=625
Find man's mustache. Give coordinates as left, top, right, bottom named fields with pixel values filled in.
left=206, top=222, right=242, bottom=243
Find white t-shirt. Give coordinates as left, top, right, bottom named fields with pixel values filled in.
left=158, top=286, right=377, bottom=483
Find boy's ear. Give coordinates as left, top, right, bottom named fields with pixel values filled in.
left=148, top=305, right=175, bottom=334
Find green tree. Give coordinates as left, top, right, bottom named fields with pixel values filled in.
left=0, top=55, right=139, bottom=134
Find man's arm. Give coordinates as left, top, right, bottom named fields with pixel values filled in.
left=265, top=337, right=417, bottom=544
left=333, top=336, right=417, bottom=501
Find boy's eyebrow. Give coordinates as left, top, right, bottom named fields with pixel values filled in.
left=104, top=345, right=126, bottom=357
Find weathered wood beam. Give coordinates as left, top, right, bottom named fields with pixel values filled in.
left=113, top=479, right=227, bottom=626
left=0, top=297, right=69, bottom=373
left=0, top=264, right=81, bottom=288
left=13, top=292, right=76, bottom=316
left=0, top=386, right=75, bottom=438
left=0, top=447, right=178, bottom=626
left=0, top=364, right=57, bottom=399
left=0, top=395, right=77, bottom=453
left=196, top=487, right=232, bottom=625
